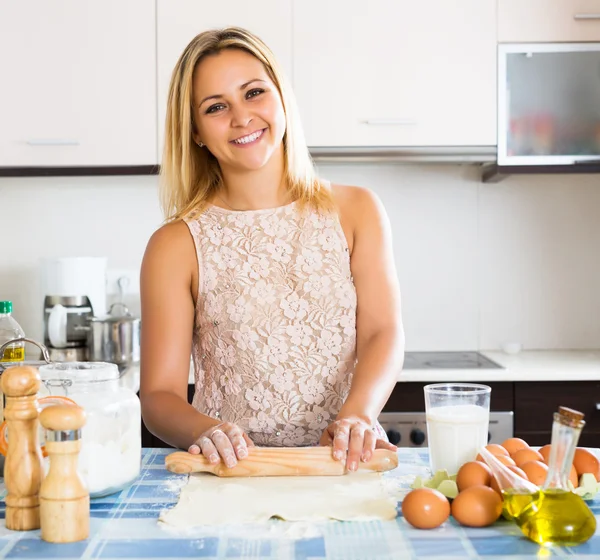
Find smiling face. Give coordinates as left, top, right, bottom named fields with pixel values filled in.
left=192, top=48, right=287, bottom=174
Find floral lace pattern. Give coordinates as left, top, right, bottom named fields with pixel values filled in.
left=184, top=202, right=357, bottom=446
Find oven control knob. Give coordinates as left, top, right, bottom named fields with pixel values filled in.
left=386, top=429, right=401, bottom=445
left=410, top=429, right=426, bottom=446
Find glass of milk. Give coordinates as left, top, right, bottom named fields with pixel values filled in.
left=424, top=383, right=491, bottom=475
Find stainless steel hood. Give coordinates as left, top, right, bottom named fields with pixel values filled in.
left=309, top=146, right=496, bottom=164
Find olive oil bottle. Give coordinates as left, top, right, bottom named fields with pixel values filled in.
left=0, top=301, right=25, bottom=363
left=502, top=489, right=536, bottom=521
left=512, top=407, right=596, bottom=546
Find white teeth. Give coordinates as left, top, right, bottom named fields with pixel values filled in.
left=233, top=129, right=263, bottom=144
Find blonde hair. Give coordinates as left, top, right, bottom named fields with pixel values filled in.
left=160, top=27, right=334, bottom=221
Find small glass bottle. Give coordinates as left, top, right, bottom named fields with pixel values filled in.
left=511, top=407, right=596, bottom=546
left=0, top=301, right=25, bottom=363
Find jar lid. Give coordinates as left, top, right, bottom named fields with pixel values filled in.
left=38, top=361, right=119, bottom=383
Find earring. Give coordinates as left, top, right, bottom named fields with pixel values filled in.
left=197, top=141, right=204, bottom=148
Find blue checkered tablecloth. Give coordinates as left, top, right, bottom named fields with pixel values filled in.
left=0, top=448, right=599, bottom=559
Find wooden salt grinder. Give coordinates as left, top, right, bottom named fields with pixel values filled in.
left=1, top=366, right=44, bottom=531
left=39, top=404, right=89, bottom=543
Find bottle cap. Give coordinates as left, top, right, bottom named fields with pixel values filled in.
left=558, top=406, right=585, bottom=428
left=0, top=301, right=12, bottom=314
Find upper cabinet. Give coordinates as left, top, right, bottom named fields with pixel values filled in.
left=499, top=0, right=600, bottom=42
left=292, top=0, right=497, bottom=148
left=156, top=0, right=292, bottom=159
left=0, top=1, right=157, bottom=168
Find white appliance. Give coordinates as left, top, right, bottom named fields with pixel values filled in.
left=40, top=257, right=107, bottom=355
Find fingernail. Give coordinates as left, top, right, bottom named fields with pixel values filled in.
left=238, top=448, right=247, bottom=459
left=349, top=461, right=357, bottom=471
left=333, top=451, right=342, bottom=460
left=362, top=452, right=371, bottom=462
left=226, top=458, right=237, bottom=468
left=209, top=454, right=219, bottom=464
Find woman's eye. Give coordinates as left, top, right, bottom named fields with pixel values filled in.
left=246, top=88, right=264, bottom=99
left=206, top=103, right=225, bottom=114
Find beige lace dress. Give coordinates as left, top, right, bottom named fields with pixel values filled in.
left=184, top=200, right=358, bottom=446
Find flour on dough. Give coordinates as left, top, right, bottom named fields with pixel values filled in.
left=159, top=472, right=397, bottom=526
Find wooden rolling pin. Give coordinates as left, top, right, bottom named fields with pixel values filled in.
left=166, top=447, right=398, bottom=477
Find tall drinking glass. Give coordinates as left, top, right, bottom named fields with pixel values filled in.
left=424, top=383, right=491, bottom=475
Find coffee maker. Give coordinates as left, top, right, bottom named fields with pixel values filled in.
left=41, top=257, right=107, bottom=362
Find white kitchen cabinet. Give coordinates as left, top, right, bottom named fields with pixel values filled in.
left=156, top=0, right=292, bottom=159
left=0, top=1, right=157, bottom=167
left=292, top=0, right=497, bottom=147
left=499, top=0, right=600, bottom=42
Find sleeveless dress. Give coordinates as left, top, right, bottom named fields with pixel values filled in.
left=184, top=200, right=357, bottom=447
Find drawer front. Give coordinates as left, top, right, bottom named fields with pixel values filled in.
left=384, top=382, right=513, bottom=412
left=515, top=382, right=600, bottom=433
left=499, top=0, right=600, bottom=42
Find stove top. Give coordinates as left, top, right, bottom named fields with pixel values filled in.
left=403, top=351, right=503, bottom=370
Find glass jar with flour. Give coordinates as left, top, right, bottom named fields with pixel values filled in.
left=37, top=361, right=141, bottom=497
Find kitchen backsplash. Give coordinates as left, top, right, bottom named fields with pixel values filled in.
left=1, top=164, right=600, bottom=352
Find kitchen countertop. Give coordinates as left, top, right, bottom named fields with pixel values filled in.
left=188, top=350, right=600, bottom=385
left=1, top=448, right=599, bottom=559
left=397, top=350, right=600, bottom=383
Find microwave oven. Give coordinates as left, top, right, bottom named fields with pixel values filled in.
left=498, top=42, right=600, bottom=167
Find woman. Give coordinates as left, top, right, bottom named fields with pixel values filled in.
left=140, top=27, right=404, bottom=472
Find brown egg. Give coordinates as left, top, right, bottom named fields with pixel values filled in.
left=501, top=437, right=529, bottom=456
left=476, top=448, right=513, bottom=463
left=573, top=448, right=600, bottom=482
left=519, top=460, right=549, bottom=486
left=512, top=448, right=544, bottom=467
left=485, top=444, right=510, bottom=457
left=495, top=455, right=516, bottom=467
left=451, top=485, right=503, bottom=527
left=402, top=488, right=451, bottom=529
left=490, top=465, right=528, bottom=496
left=539, top=445, right=552, bottom=464
left=456, top=461, right=492, bottom=491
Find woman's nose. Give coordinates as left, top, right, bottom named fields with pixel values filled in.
left=230, top=104, right=252, bottom=128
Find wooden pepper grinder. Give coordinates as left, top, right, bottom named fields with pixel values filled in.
left=39, top=404, right=89, bottom=543
left=1, top=366, right=44, bottom=531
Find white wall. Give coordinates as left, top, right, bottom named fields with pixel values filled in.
left=1, top=164, right=600, bottom=352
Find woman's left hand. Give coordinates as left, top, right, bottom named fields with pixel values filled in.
left=320, top=415, right=397, bottom=472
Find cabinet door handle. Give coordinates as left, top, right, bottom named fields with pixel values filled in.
left=26, top=139, right=80, bottom=146
left=362, top=118, right=417, bottom=126
left=574, top=13, right=600, bottom=20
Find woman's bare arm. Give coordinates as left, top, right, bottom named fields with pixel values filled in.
left=340, top=186, right=404, bottom=423
left=139, top=221, right=220, bottom=449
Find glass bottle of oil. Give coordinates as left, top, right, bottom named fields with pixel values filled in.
left=509, top=406, right=596, bottom=546
left=0, top=301, right=25, bottom=363
left=479, top=447, right=539, bottom=522
left=0, top=300, right=26, bottom=425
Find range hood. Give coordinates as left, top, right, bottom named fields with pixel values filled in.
left=309, top=146, right=496, bottom=164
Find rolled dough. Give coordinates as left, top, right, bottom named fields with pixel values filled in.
left=159, top=472, right=398, bottom=526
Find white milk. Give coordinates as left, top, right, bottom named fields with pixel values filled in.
left=426, top=404, right=489, bottom=475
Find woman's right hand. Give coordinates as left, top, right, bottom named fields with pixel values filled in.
left=188, top=422, right=254, bottom=468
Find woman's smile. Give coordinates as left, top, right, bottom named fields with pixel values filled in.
left=230, top=128, right=267, bottom=147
